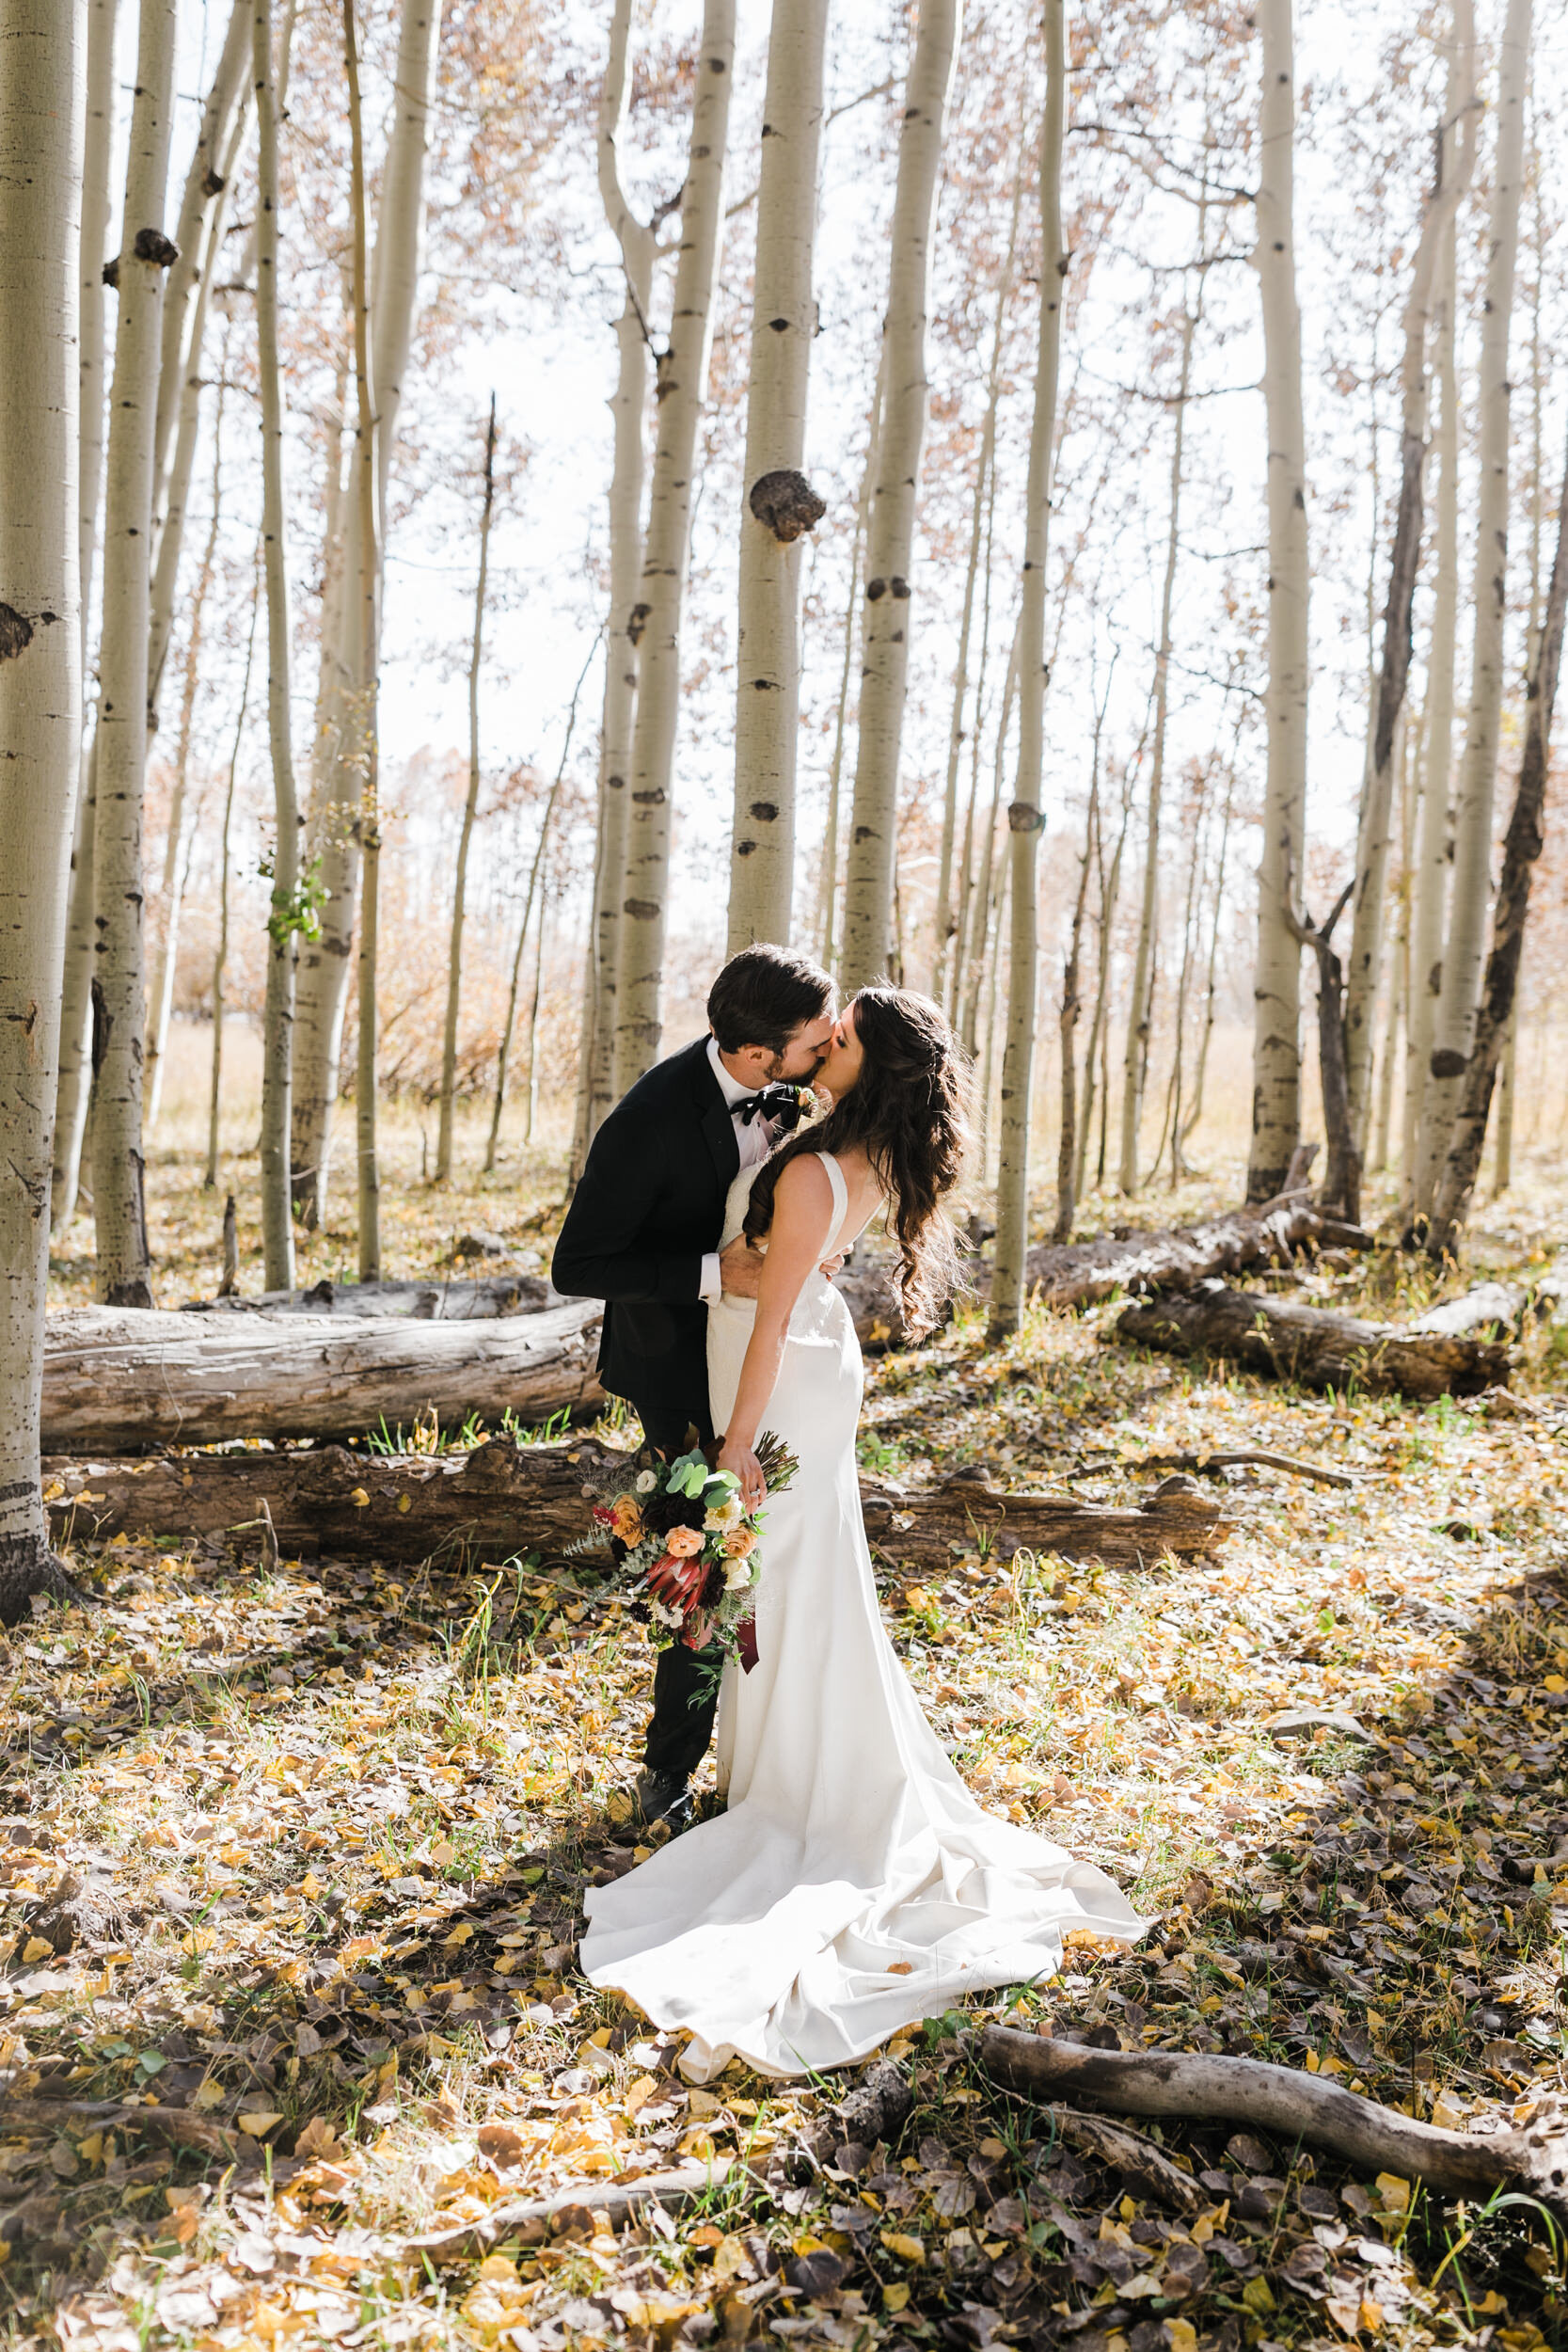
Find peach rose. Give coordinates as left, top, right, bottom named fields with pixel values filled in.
left=665, top=1524, right=704, bottom=1558
left=722, top=1526, right=758, bottom=1562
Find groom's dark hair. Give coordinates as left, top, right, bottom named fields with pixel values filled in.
left=707, top=943, right=833, bottom=1056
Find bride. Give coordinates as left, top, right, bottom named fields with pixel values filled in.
left=581, top=987, right=1143, bottom=2079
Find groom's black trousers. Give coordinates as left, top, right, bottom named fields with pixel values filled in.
left=632, top=1395, right=720, bottom=1787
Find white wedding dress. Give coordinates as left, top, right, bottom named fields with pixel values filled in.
left=581, top=1153, right=1143, bottom=2080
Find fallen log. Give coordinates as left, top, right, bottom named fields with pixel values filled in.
left=979, top=2026, right=1568, bottom=2218
left=43, top=1442, right=1228, bottom=1570
left=1117, top=1282, right=1508, bottom=1399
left=838, top=1193, right=1370, bottom=1347
left=1407, top=1279, right=1551, bottom=1340
left=187, top=1273, right=561, bottom=1319
left=40, top=1302, right=605, bottom=1451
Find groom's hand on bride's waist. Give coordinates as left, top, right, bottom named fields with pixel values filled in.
left=719, top=1237, right=765, bottom=1298
left=719, top=1238, right=846, bottom=1297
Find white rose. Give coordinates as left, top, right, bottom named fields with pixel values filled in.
left=724, top=1557, right=754, bottom=1592
left=635, top=1469, right=657, bottom=1494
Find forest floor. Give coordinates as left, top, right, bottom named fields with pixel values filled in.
left=9, top=1114, right=1568, bottom=2352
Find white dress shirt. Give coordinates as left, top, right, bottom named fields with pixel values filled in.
left=700, top=1037, right=783, bottom=1304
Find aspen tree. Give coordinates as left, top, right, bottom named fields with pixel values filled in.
left=51, top=0, right=119, bottom=1234
left=207, top=576, right=260, bottom=1192
left=1119, top=205, right=1206, bottom=1196
left=151, top=0, right=249, bottom=554
left=1427, top=413, right=1566, bottom=1253
left=292, top=0, right=442, bottom=1222
left=933, top=135, right=1023, bottom=1003
left=489, top=783, right=565, bottom=1173
left=1054, top=697, right=1105, bottom=1243
left=436, top=396, right=497, bottom=1184
left=343, top=0, right=382, bottom=1281
left=840, top=0, right=962, bottom=992
left=0, top=0, right=87, bottom=1615
left=92, top=0, right=180, bottom=1309
left=1418, top=0, right=1533, bottom=1207
left=256, top=0, right=301, bottom=1292
left=990, top=0, right=1064, bottom=1343
left=1079, top=762, right=1132, bottom=1202
left=961, top=623, right=1019, bottom=1059
left=817, top=368, right=882, bottom=973
left=1245, top=0, right=1309, bottom=1203
left=1340, top=1, right=1476, bottom=1147
left=148, top=93, right=248, bottom=716
left=585, top=0, right=655, bottom=1143
left=146, top=375, right=226, bottom=1133
left=727, top=0, right=831, bottom=950
left=616, top=0, right=736, bottom=1085
left=1177, top=758, right=1235, bottom=1172
left=1402, top=222, right=1461, bottom=1214
left=947, top=419, right=1000, bottom=1024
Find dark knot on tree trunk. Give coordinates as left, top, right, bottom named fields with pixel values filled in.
left=748, top=469, right=827, bottom=546
left=133, top=226, right=181, bottom=269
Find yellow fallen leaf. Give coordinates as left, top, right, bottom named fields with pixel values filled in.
left=476, top=2254, right=519, bottom=2284
left=191, top=2079, right=228, bottom=2111
left=21, top=1938, right=54, bottom=1965
left=1546, top=1676, right=1567, bottom=1695
left=1242, top=2277, right=1276, bottom=2317
left=625, top=2074, right=659, bottom=2115
left=888, top=1960, right=913, bottom=1976
left=881, top=2232, right=926, bottom=2265
left=1166, top=2323, right=1197, bottom=2352
left=442, top=1922, right=474, bottom=1947
left=396, top=1493, right=412, bottom=1513
left=687, top=2090, right=724, bottom=2119
left=1375, top=2172, right=1410, bottom=2212
left=238, top=2110, right=284, bottom=2138
left=349, top=1487, right=371, bottom=1508
left=883, top=2281, right=911, bottom=2312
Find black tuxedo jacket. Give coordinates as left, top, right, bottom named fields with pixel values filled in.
left=551, top=1036, right=739, bottom=1410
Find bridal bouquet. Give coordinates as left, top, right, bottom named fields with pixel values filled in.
left=579, top=1435, right=798, bottom=1671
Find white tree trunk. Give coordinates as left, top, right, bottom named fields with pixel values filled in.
left=1340, top=0, right=1476, bottom=1146
left=840, top=0, right=962, bottom=991
left=91, top=0, right=179, bottom=1308
left=436, top=396, right=497, bottom=1184
left=1245, top=0, right=1309, bottom=1202
left=341, top=0, right=383, bottom=1283
left=961, top=619, right=1019, bottom=1059
left=615, top=0, right=736, bottom=1086
left=817, top=365, right=882, bottom=973
left=933, top=142, right=1022, bottom=1003
left=1402, top=220, right=1461, bottom=1217
left=0, top=0, right=86, bottom=1593
left=150, top=0, right=249, bottom=553
left=256, top=0, right=300, bottom=1293
left=726, top=0, right=831, bottom=950
left=291, top=0, right=443, bottom=1223
left=148, top=92, right=248, bottom=720
left=1119, top=247, right=1201, bottom=1196
left=51, top=0, right=120, bottom=1235
left=146, top=374, right=226, bottom=1134
left=1418, top=0, right=1532, bottom=1194
left=207, top=577, right=260, bottom=1190
left=585, top=0, right=654, bottom=1146
left=990, top=0, right=1064, bottom=1341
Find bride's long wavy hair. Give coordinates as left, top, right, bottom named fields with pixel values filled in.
left=742, top=987, right=973, bottom=1337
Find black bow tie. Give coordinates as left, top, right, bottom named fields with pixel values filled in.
left=734, top=1084, right=808, bottom=1133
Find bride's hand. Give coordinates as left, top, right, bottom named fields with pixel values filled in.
left=717, top=1436, right=767, bottom=1512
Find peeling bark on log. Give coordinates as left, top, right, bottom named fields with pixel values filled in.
left=1118, top=1283, right=1508, bottom=1399
left=979, top=2026, right=1568, bottom=2217
left=43, top=1443, right=1229, bottom=1571
left=186, top=1274, right=562, bottom=1319
left=841, top=1194, right=1370, bottom=1348
left=41, top=1303, right=606, bottom=1452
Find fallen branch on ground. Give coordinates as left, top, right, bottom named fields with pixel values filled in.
left=979, top=2027, right=1568, bottom=2216
left=42, top=1444, right=1229, bottom=1571
left=1117, top=1283, right=1509, bottom=1399
left=0, top=2097, right=240, bottom=2162
left=403, top=2156, right=738, bottom=2259
left=1113, top=1448, right=1356, bottom=1490
left=41, top=1302, right=606, bottom=1451
left=1046, top=2107, right=1204, bottom=2217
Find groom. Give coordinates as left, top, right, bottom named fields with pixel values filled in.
left=552, top=943, right=836, bottom=1829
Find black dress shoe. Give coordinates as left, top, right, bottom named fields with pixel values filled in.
left=634, top=1768, right=696, bottom=1832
